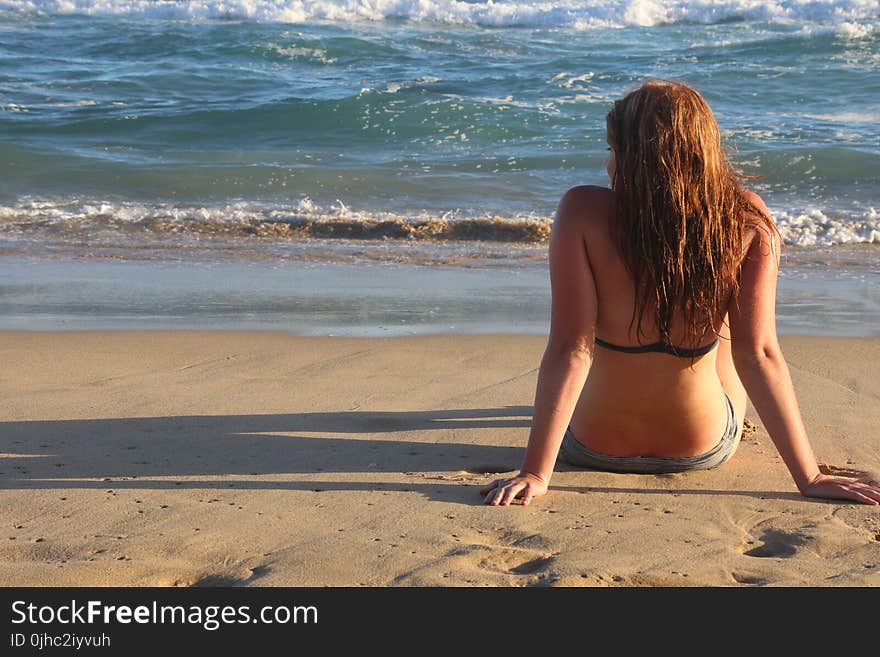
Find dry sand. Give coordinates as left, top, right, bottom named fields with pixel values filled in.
left=0, top=331, right=878, bottom=587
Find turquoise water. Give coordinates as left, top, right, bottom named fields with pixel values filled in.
left=0, top=2, right=878, bottom=333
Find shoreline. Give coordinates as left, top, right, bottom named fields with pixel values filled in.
left=1, top=330, right=878, bottom=586
left=1, top=255, right=879, bottom=338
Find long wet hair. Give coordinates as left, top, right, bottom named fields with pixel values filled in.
left=605, top=79, right=774, bottom=351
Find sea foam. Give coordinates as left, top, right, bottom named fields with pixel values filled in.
left=2, top=0, right=878, bottom=31
left=1, top=198, right=878, bottom=247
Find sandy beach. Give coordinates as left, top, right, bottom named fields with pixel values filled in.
left=0, top=330, right=878, bottom=587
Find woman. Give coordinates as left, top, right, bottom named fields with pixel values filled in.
left=480, top=79, right=880, bottom=507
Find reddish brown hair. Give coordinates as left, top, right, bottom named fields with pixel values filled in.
left=605, top=79, right=774, bottom=350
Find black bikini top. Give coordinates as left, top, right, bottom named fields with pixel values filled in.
left=594, top=336, right=720, bottom=358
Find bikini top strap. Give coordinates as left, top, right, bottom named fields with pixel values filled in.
left=594, top=336, right=719, bottom=358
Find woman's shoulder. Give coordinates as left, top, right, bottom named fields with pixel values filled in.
left=559, top=184, right=614, bottom=205
left=739, top=189, right=778, bottom=237
left=740, top=189, right=772, bottom=220
left=738, top=190, right=781, bottom=267
left=555, top=185, right=614, bottom=225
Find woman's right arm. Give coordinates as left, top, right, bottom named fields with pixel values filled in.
left=730, top=193, right=880, bottom=504
left=480, top=186, right=598, bottom=506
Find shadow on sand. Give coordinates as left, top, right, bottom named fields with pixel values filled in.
left=0, top=406, right=814, bottom=504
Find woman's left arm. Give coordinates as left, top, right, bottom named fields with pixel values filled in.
left=481, top=186, right=599, bottom=506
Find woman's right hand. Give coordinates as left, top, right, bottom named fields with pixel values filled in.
left=479, top=472, right=549, bottom=506
left=799, top=473, right=880, bottom=505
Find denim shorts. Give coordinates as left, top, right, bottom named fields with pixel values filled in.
left=559, top=393, right=740, bottom=474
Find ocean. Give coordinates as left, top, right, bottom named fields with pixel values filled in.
left=0, top=1, right=878, bottom=335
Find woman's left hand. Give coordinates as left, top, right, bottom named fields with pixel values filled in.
left=800, top=473, right=880, bottom=505
left=479, top=472, right=548, bottom=506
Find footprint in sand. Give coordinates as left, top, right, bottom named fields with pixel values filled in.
left=477, top=548, right=555, bottom=576
left=731, top=572, right=769, bottom=585
left=392, top=527, right=556, bottom=585
left=176, top=565, right=269, bottom=587
left=473, top=529, right=556, bottom=579
left=743, top=528, right=808, bottom=558
left=509, top=556, right=555, bottom=575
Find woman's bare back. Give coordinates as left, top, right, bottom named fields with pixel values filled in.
left=563, top=184, right=745, bottom=457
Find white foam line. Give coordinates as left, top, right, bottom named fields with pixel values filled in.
left=1, top=0, right=878, bottom=30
